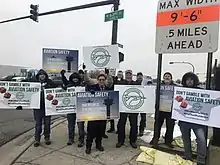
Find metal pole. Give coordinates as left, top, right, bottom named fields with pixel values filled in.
left=205, top=52, right=213, bottom=165
left=111, top=0, right=119, bottom=44
left=183, top=62, right=195, bottom=73
left=0, top=0, right=115, bottom=24
left=184, top=62, right=195, bottom=73
left=206, top=53, right=213, bottom=89
left=155, top=53, right=163, bottom=129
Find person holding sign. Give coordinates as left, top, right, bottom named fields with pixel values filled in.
left=108, top=70, right=124, bottom=133
left=116, top=70, right=139, bottom=149
left=60, top=70, right=86, bottom=147
left=150, top=72, right=176, bottom=148
left=32, top=69, right=58, bottom=147
left=85, top=73, right=112, bottom=154
left=135, top=72, right=147, bottom=137
left=83, top=64, right=114, bottom=139
left=178, top=72, right=206, bottom=165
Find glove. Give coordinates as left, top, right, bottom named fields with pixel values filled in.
left=62, top=85, right=67, bottom=90
left=105, top=68, right=109, bottom=75
left=90, top=90, right=95, bottom=95
left=82, top=63, right=86, bottom=70
left=60, top=70, right=66, bottom=76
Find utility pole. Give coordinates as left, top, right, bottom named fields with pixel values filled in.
left=111, top=0, right=119, bottom=45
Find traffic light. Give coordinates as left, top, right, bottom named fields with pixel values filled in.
left=119, top=52, right=124, bottom=63
left=30, top=4, right=39, bottom=22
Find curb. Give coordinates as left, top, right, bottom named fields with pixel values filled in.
left=0, top=118, right=67, bottom=165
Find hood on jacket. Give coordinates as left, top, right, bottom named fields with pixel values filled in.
left=69, top=72, right=81, bottom=86
left=181, top=72, right=199, bottom=88
left=36, top=69, right=48, bottom=82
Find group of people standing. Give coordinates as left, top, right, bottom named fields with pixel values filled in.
left=149, top=72, right=207, bottom=165
left=25, top=67, right=207, bottom=164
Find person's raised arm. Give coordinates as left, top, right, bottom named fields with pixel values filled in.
left=105, top=68, right=113, bottom=88
left=60, top=70, right=69, bottom=86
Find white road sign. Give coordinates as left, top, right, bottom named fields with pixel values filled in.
left=83, top=45, right=119, bottom=70
left=155, top=0, right=220, bottom=54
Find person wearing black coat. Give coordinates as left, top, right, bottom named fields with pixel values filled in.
left=135, top=72, right=146, bottom=137
left=60, top=70, right=86, bottom=147
left=178, top=72, right=206, bottom=165
left=107, top=70, right=124, bottom=133
left=85, top=73, right=111, bottom=154
left=32, top=69, right=58, bottom=147
left=150, top=72, right=176, bottom=148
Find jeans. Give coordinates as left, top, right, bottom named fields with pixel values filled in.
left=179, top=121, right=206, bottom=164
left=153, top=111, right=175, bottom=143
left=33, top=110, right=51, bottom=141
left=118, top=113, right=138, bottom=143
left=77, top=121, right=85, bottom=142
left=67, top=114, right=76, bottom=140
left=139, top=113, right=146, bottom=131
left=109, top=119, right=115, bottom=130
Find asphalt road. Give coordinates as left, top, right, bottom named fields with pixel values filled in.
left=0, top=109, right=60, bottom=147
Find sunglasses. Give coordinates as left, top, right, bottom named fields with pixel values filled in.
left=98, top=79, right=105, bottom=81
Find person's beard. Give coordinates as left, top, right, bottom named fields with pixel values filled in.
left=164, top=79, right=171, bottom=84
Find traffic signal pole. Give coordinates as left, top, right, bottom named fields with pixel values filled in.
left=111, top=0, right=119, bottom=45
left=0, top=0, right=116, bottom=24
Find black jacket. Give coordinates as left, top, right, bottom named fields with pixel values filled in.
left=86, top=83, right=112, bottom=92
left=35, top=69, right=57, bottom=110
left=62, top=72, right=85, bottom=88
left=115, top=79, right=138, bottom=85
left=135, top=80, right=142, bottom=85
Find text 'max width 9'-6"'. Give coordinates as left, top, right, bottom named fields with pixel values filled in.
left=155, top=0, right=219, bottom=54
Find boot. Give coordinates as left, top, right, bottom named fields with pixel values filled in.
left=130, top=141, right=137, bottom=148
left=116, top=142, right=124, bottom=148
left=78, top=141, right=84, bottom=148
left=86, top=148, right=91, bottom=154
left=96, top=146, right=104, bottom=151
left=149, top=138, right=158, bottom=148
left=139, top=130, right=144, bottom=137
left=164, top=142, right=174, bottom=148
left=86, top=144, right=92, bottom=154
left=67, top=139, right=74, bottom=146
left=96, top=140, right=104, bottom=151
left=45, top=138, right=51, bottom=145
left=107, top=128, right=115, bottom=133
left=103, top=134, right=108, bottom=138
left=34, top=141, right=40, bottom=147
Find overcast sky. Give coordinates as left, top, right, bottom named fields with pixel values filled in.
left=0, top=0, right=219, bottom=81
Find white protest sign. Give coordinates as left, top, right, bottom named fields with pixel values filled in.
left=172, top=86, right=220, bottom=128
left=83, top=45, right=119, bottom=70
left=0, top=81, right=41, bottom=109
left=115, top=85, right=156, bottom=113
left=45, top=87, right=85, bottom=116
left=155, top=0, right=219, bottom=53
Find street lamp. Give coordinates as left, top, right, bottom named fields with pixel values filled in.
left=169, top=61, right=195, bottom=73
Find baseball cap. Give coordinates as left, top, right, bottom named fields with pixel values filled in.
left=137, top=72, right=143, bottom=76
left=125, top=70, right=132, bottom=74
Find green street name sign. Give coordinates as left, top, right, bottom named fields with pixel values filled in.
left=104, top=9, right=124, bottom=22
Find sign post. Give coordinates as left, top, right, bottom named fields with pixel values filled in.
left=155, top=0, right=219, bottom=158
